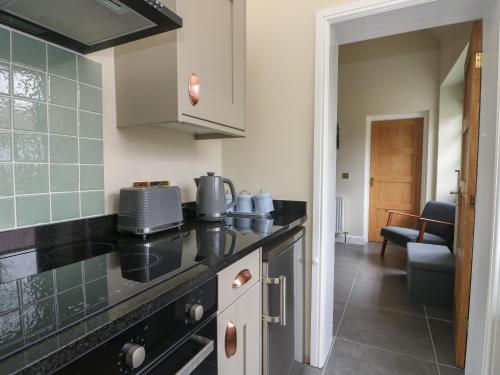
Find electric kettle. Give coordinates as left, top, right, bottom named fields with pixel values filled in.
left=194, top=172, right=237, bottom=221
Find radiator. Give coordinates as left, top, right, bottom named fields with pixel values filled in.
left=335, top=195, right=345, bottom=234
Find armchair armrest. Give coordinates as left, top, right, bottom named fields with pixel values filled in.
left=385, top=210, right=421, bottom=226
left=416, top=218, right=454, bottom=243
left=419, top=217, right=455, bottom=226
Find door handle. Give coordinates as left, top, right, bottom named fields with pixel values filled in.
left=262, top=276, right=287, bottom=326
left=450, top=191, right=459, bottom=195
left=225, top=321, right=237, bottom=358
left=232, top=269, right=252, bottom=288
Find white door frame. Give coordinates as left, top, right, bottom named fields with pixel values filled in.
left=311, top=0, right=500, bottom=372
left=364, top=112, right=430, bottom=242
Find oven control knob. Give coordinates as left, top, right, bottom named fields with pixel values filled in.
left=123, top=343, right=146, bottom=369
left=189, top=304, right=204, bottom=322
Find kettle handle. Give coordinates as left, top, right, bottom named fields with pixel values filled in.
left=223, top=178, right=237, bottom=210
left=225, top=228, right=238, bottom=255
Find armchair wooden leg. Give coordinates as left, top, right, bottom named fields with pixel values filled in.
left=380, top=239, right=388, bottom=258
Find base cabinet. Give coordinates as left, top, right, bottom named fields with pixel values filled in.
left=217, top=250, right=261, bottom=374
left=217, top=275, right=261, bottom=374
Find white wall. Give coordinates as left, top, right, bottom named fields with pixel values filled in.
left=337, top=33, right=441, bottom=237
left=88, top=48, right=222, bottom=214
left=436, top=83, right=463, bottom=202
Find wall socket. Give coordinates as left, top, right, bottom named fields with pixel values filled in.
left=341, top=172, right=350, bottom=179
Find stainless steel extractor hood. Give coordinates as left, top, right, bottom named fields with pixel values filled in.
left=0, top=0, right=182, bottom=54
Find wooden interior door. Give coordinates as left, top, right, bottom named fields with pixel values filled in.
left=454, top=20, right=482, bottom=369
left=368, top=118, right=423, bottom=242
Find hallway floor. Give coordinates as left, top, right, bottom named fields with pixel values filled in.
left=297, top=241, right=464, bottom=375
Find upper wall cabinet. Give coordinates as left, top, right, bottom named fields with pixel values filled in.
left=114, top=0, right=245, bottom=139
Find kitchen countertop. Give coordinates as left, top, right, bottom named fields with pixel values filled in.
left=0, top=200, right=306, bottom=374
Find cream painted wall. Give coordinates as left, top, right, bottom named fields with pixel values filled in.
left=221, top=0, right=351, bottom=358
left=436, top=83, right=463, bottom=202
left=337, top=34, right=441, bottom=238
left=88, top=48, right=222, bottom=214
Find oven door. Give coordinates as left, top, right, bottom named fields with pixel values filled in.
left=144, top=317, right=217, bottom=375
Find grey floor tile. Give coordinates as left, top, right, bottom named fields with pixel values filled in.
left=336, top=243, right=366, bottom=260
left=338, top=302, right=435, bottom=361
left=359, top=250, right=407, bottom=276
left=428, top=318, right=455, bottom=366
left=439, top=365, right=464, bottom=375
left=334, top=257, right=360, bottom=301
left=333, top=299, right=346, bottom=335
left=288, top=361, right=323, bottom=375
left=325, top=338, right=438, bottom=375
left=349, top=272, right=424, bottom=316
left=425, top=305, right=453, bottom=321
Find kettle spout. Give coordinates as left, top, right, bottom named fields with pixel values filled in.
left=194, top=178, right=200, bottom=187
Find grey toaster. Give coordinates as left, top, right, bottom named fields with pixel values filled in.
left=117, top=186, right=183, bottom=236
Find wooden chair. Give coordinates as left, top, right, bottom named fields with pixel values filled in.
left=380, top=201, right=456, bottom=257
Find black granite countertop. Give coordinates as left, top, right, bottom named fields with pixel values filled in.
left=0, top=200, right=306, bottom=374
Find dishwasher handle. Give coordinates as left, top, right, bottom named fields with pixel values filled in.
left=174, top=335, right=214, bottom=375
left=262, top=276, right=287, bottom=326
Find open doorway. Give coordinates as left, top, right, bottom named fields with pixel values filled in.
left=308, top=0, right=500, bottom=369
left=332, top=21, right=477, bottom=373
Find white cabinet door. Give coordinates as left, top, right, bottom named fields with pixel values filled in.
left=237, top=283, right=261, bottom=375
left=217, top=303, right=242, bottom=375
left=217, top=283, right=261, bottom=375
left=177, top=0, right=245, bottom=131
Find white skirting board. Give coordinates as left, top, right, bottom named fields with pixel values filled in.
left=335, top=234, right=366, bottom=245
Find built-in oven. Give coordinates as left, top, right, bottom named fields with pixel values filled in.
left=56, top=277, right=217, bottom=375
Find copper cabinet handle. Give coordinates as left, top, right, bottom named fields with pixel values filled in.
left=232, top=269, right=252, bottom=288
left=188, top=73, right=200, bottom=105
left=225, top=321, right=237, bottom=358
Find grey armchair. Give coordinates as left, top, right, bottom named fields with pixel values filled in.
left=379, top=201, right=456, bottom=257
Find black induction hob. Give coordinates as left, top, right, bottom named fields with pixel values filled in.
left=0, top=211, right=289, bottom=365
left=0, top=229, right=207, bottom=360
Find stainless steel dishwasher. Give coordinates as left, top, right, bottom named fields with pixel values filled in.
left=262, top=226, right=306, bottom=375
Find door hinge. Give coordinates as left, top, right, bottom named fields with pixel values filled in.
left=469, top=194, right=476, bottom=209
left=475, top=52, right=483, bottom=68
left=464, top=318, right=469, bottom=331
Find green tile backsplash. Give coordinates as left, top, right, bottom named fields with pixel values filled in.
left=0, top=131, right=11, bottom=161
left=14, top=164, right=49, bottom=195
left=48, top=45, right=76, bottom=80
left=13, top=99, right=48, bottom=132
left=0, top=28, right=9, bottom=62
left=50, top=165, right=79, bottom=192
left=12, top=65, right=46, bottom=101
left=51, top=193, right=80, bottom=221
left=0, top=96, right=10, bottom=128
left=0, top=26, right=104, bottom=231
left=49, top=75, right=77, bottom=108
left=49, top=106, right=77, bottom=136
left=0, top=62, right=9, bottom=94
left=12, top=32, right=46, bottom=70
left=0, top=164, right=13, bottom=196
